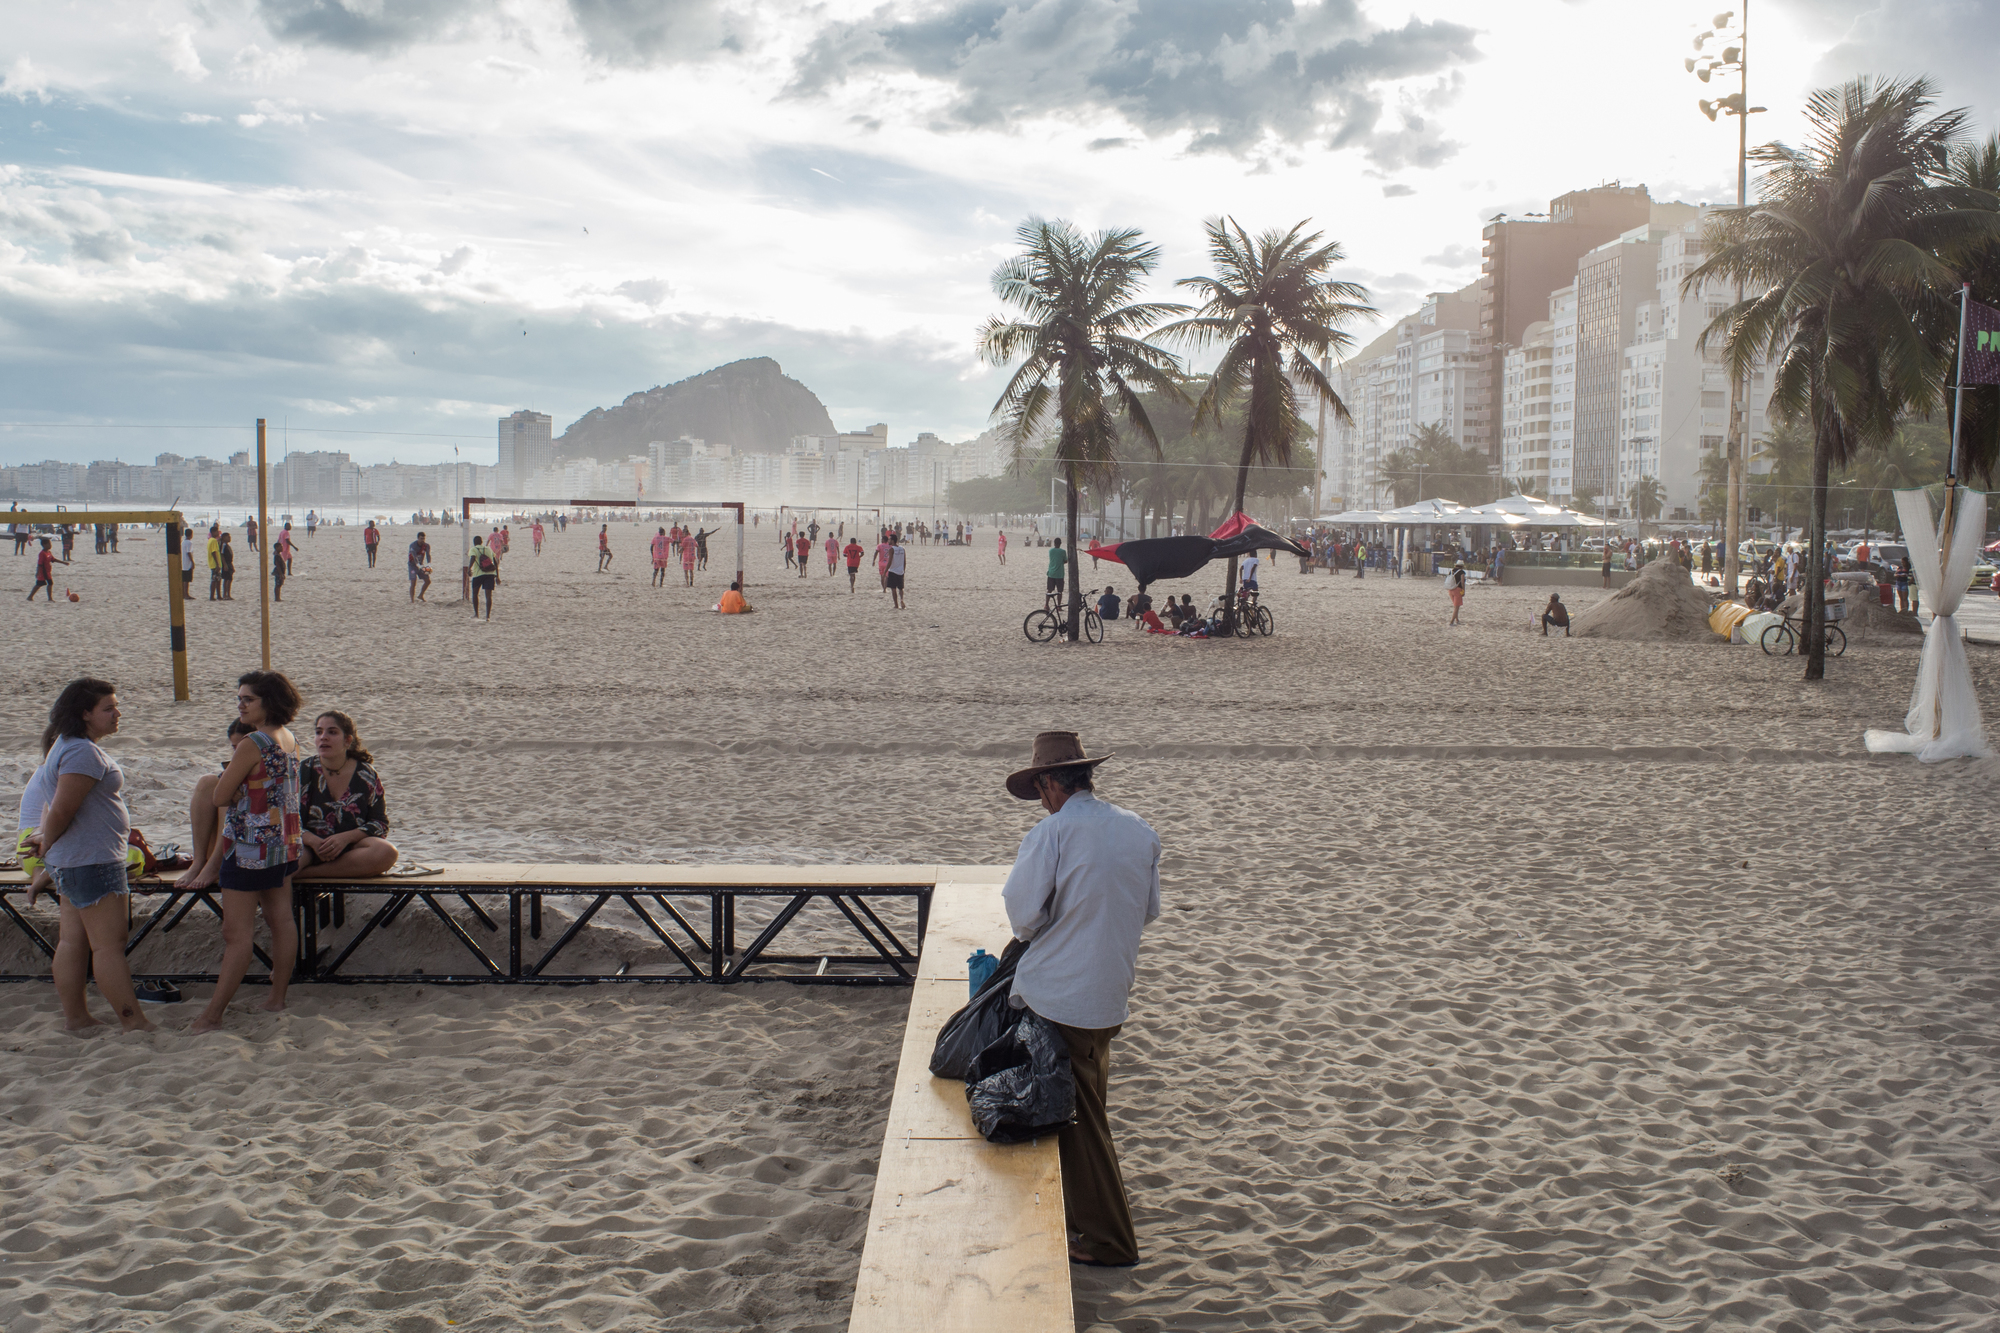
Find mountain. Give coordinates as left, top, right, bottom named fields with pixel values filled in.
left=556, top=358, right=838, bottom=459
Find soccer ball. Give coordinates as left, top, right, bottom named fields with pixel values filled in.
left=65, top=590, right=79, bottom=602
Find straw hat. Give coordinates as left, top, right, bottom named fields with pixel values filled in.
left=1006, top=730, right=1114, bottom=800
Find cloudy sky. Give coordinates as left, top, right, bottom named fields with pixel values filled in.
left=2, top=0, right=1995, bottom=468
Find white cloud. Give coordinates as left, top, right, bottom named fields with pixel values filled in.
left=2, top=56, right=51, bottom=103
left=237, top=98, right=308, bottom=128
left=164, top=25, right=210, bottom=81
left=180, top=111, right=221, bottom=124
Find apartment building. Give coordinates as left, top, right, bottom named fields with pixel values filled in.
left=1328, top=283, right=1482, bottom=507
left=1499, top=320, right=1554, bottom=494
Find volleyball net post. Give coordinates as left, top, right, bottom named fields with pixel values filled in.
left=10, top=509, right=190, bottom=700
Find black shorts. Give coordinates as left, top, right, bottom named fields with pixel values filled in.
left=473, top=574, right=496, bottom=592
left=1047, top=576, right=1064, bottom=593
left=886, top=571, right=905, bottom=590
left=221, top=857, right=297, bottom=892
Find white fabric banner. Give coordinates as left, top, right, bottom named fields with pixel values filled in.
left=1863, top=486, right=1991, bottom=761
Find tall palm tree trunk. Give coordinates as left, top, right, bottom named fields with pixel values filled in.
left=1803, top=428, right=1832, bottom=679
left=1064, top=461, right=1083, bottom=642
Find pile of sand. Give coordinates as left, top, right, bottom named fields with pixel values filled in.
left=1780, top=586, right=1923, bottom=643
left=1571, top=556, right=1718, bottom=642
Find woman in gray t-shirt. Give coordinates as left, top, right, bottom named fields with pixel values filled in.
left=27, top=678, right=153, bottom=1032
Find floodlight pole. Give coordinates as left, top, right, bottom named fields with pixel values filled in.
left=257, top=418, right=272, bottom=670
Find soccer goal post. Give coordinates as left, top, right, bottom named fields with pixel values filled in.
left=9, top=509, right=191, bottom=700
left=457, top=496, right=746, bottom=598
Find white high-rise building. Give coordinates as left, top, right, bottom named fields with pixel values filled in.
left=1500, top=320, right=1555, bottom=496
left=1329, top=283, right=1481, bottom=507
left=1547, top=284, right=1579, bottom=504
left=1613, top=212, right=1774, bottom=521
left=497, top=411, right=553, bottom=493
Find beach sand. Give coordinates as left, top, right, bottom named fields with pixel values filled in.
left=5, top=519, right=2000, bottom=1330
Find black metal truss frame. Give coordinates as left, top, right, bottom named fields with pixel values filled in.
left=0, top=879, right=933, bottom=987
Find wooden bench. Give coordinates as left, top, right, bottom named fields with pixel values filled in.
left=848, top=865, right=1072, bottom=1331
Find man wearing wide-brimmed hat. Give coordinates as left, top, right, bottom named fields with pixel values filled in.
left=1002, top=730, right=1162, bottom=1268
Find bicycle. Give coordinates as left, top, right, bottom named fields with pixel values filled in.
left=1759, top=602, right=1846, bottom=658
left=1024, top=601, right=1103, bottom=643
left=1230, top=589, right=1274, bottom=638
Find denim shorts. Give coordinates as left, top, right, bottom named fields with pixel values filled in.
left=52, top=861, right=130, bottom=909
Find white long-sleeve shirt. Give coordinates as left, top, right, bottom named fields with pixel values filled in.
left=1001, top=789, right=1162, bottom=1029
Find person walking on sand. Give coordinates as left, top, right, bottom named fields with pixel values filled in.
left=271, top=542, right=287, bottom=601
left=407, top=531, right=432, bottom=602
left=651, top=527, right=672, bottom=588
left=467, top=535, right=498, bottom=619
left=795, top=531, right=811, bottom=578
left=681, top=527, right=698, bottom=586
left=207, top=525, right=223, bottom=600
left=279, top=522, right=294, bottom=574
left=1601, top=546, right=1613, bottom=588
left=364, top=520, right=380, bottom=568
left=826, top=532, right=839, bottom=576
left=597, top=524, right=613, bottom=572
left=875, top=532, right=895, bottom=592
left=1001, top=731, right=1160, bottom=1269
left=998, top=529, right=1008, bottom=564
left=532, top=519, right=545, bottom=555
left=886, top=535, right=908, bottom=609
left=1447, top=561, right=1467, bottom=625
left=220, top=532, right=236, bottom=599
left=192, top=670, right=303, bottom=1033
left=28, top=536, right=63, bottom=601
left=22, top=678, right=156, bottom=1033
left=843, top=535, right=864, bottom=592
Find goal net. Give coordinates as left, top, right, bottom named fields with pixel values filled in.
left=457, top=496, right=746, bottom=597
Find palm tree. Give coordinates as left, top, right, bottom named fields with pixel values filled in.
left=1686, top=77, right=2000, bottom=680
left=1942, top=133, right=2000, bottom=481
left=978, top=219, right=1187, bottom=639
left=1629, top=475, right=1666, bottom=531
left=1161, top=219, right=1374, bottom=627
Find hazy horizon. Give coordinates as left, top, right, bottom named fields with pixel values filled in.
left=3, top=0, right=1994, bottom=468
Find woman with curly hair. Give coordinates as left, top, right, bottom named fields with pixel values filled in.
left=294, top=710, right=398, bottom=879
left=193, top=670, right=303, bottom=1034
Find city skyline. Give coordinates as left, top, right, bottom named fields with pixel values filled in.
left=2, top=0, right=1991, bottom=469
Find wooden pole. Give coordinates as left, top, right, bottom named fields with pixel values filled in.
left=257, top=418, right=272, bottom=670
left=165, top=519, right=189, bottom=701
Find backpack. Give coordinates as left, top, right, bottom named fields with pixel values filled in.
left=477, top=549, right=496, bottom=573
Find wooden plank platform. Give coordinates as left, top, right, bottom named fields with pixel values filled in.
left=848, top=866, right=1073, bottom=1332
left=0, top=863, right=946, bottom=889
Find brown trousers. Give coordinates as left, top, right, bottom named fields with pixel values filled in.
left=1053, top=1020, right=1137, bottom=1265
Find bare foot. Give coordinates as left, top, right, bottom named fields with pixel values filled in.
left=189, top=1013, right=225, bottom=1034
left=122, top=1015, right=159, bottom=1033
left=259, top=997, right=287, bottom=1014
left=65, top=1015, right=104, bottom=1032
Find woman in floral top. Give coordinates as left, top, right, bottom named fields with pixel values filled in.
left=295, top=710, right=398, bottom=879
left=194, top=669, right=303, bottom=1033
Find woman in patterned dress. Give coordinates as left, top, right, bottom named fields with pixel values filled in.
left=192, top=670, right=303, bottom=1033
left=294, top=710, right=398, bottom=879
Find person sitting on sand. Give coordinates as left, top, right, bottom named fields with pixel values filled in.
left=1541, top=594, right=1571, bottom=638
left=1138, top=603, right=1170, bottom=633
left=718, top=581, right=752, bottom=614
left=1096, top=587, right=1121, bottom=621
left=1126, top=588, right=1153, bottom=622
left=295, top=710, right=398, bottom=880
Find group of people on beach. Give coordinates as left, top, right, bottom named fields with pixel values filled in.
left=17, top=672, right=397, bottom=1033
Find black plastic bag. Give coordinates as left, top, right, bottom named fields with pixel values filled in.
left=966, top=1010, right=1075, bottom=1143
left=928, top=938, right=1027, bottom=1080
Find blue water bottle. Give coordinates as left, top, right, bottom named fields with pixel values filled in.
left=967, top=948, right=998, bottom=997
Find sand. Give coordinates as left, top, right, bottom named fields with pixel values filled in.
left=5, top=520, right=2000, bottom=1331
left=1781, top=584, right=1926, bottom=644
left=1570, top=556, right=1719, bottom=642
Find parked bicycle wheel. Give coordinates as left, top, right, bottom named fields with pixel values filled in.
left=1760, top=623, right=1795, bottom=656
left=1826, top=625, right=1847, bottom=657
left=1253, top=605, right=1274, bottom=636
left=1083, top=609, right=1104, bottom=643
left=1023, top=609, right=1059, bottom=643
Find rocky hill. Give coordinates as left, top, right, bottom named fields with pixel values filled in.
left=557, top=358, right=837, bottom=459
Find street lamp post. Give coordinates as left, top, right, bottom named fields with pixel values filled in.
left=1689, top=4, right=1764, bottom=601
